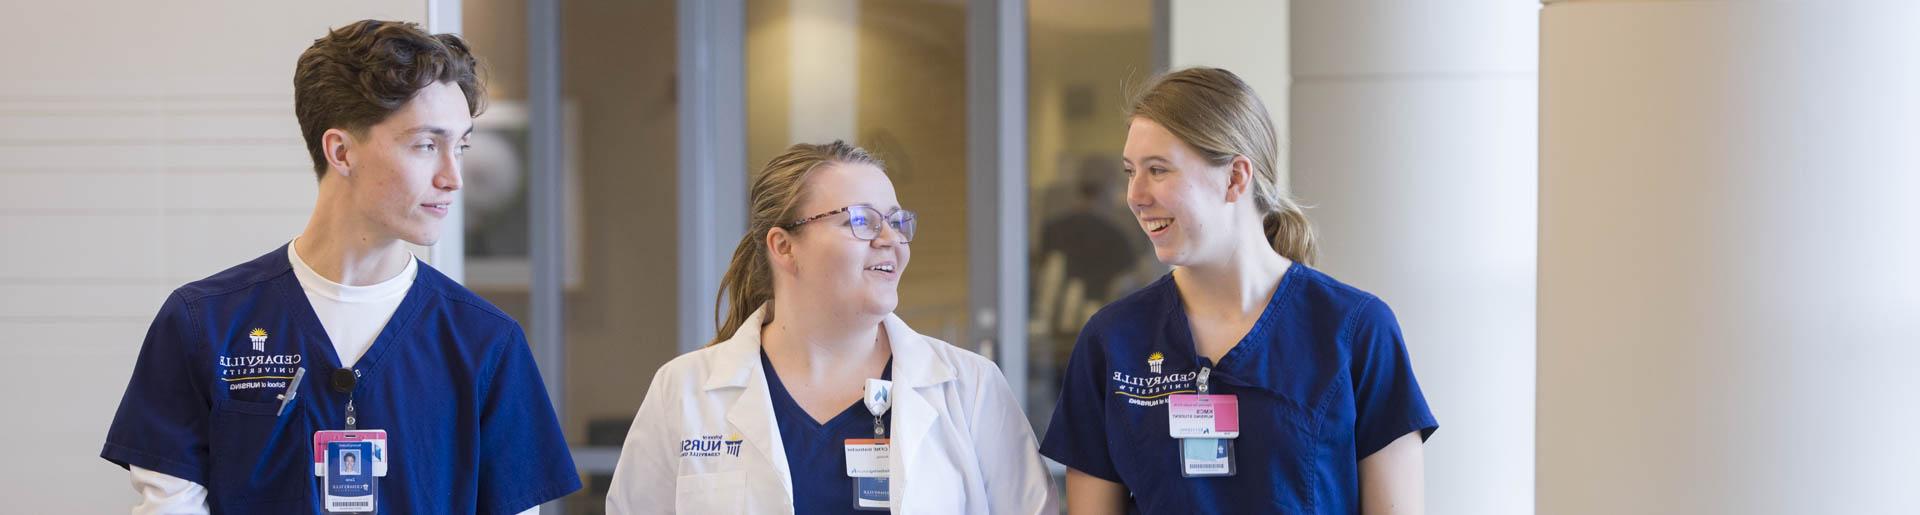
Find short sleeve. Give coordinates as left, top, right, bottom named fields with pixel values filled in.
left=475, top=327, right=583, bottom=515
left=1039, top=320, right=1123, bottom=482
left=1347, top=298, right=1439, bottom=460
left=102, top=292, right=212, bottom=484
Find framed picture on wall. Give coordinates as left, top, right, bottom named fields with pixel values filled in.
left=460, top=100, right=584, bottom=290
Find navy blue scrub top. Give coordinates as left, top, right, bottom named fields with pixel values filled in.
left=101, top=245, right=582, bottom=514
left=763, top=351, right=892, bottom=514
left=1041, top=264, right=1438, bottom=514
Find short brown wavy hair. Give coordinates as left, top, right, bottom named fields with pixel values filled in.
left=294, top=19, right=485, bottom=178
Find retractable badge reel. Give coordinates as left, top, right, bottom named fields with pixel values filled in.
left=313, top=368, right=389, bottom=513
left=1169, top=367, right=1239, bottom=477
left=846, top=378, right=893, bottom=510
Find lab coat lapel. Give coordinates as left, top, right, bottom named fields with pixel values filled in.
left=708, top=308, right=794, bottom=504
left=883, top=313, right=955, bottom=510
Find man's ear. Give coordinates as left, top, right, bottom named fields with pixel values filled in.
left=1224, top=155, right=1254, bottom=203
left=322, top=128, right=355, bottom=177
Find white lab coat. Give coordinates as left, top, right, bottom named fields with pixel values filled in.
left=606, top=307, right=1056, bottom=514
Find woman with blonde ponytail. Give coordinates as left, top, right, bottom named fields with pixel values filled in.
left=608, top=141, right=1055, bottom=514
left=1042, top=68, right=1437, bottom=515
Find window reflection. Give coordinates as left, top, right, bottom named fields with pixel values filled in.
left=1025, top=0, right=1161, bottom=438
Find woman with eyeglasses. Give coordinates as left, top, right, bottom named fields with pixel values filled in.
left=608, top=141, right=1056, bottom=514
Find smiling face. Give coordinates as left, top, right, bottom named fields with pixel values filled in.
left=1121, top=116, right=1247, bottom=267
left=326, top=81, right=472, bottom=246
left=779, top=162, right=911, bottom=319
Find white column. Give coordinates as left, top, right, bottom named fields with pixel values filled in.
left=1290, top=4, right=1538, bottom=515
left=1539, top=1, right=1920, bottom=513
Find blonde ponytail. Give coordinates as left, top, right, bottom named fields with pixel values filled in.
left=712, top=229, right=775, bottom=346
left=1262, top=204, right=1317, bottom=266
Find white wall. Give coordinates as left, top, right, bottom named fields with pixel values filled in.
left=0, top=1, right=425, bottom=511
left=1539, top=1, right=1920, bottom=513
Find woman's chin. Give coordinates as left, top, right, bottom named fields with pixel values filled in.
left=861, top=293, right=899, bottom=318
left=1152, top=246, right=1188, bottom=267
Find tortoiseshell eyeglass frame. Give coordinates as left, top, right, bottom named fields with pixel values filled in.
left=781, top=204, right=916, bottom=242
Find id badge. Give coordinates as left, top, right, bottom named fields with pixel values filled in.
left=844, top=438, right=890, bottom=477
left=845, top=438, right=891, bottom=510
left=1179, top=438, right=1237, bottom=477
left=1167, top=394, right=1240, bottom=438
left=314, top=430, right=388, bottom=477
left=851, top=477, right=890, bottom=511
left=325, top=440, right=378, bottom=512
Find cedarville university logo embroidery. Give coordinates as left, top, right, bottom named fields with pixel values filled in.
left=1112, top=351, right=1196, bottom=407
left=220, top=328, right=300, bottom=392
left=681, top=433, right=745, bottom=458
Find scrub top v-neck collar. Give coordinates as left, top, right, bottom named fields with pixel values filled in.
left=1164, top=261, right=1299, bottom=391
left=269, top=243, right=430, bottom=387
left=760, top=350, right=895, bottom=430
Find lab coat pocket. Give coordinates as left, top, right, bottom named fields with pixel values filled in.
left=674, top=470, right=745, bottom=514
left=207, top=397, right=306, bottom=505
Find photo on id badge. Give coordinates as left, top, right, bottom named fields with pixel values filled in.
left=327, top=440, right=378, bottom=512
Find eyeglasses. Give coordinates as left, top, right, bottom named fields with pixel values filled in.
left=783, top=204, right=917, bottom=243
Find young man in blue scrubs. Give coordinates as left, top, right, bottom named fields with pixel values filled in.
left=1043, top=68, right=1437, bottom=514
left=101, top=20, right=580, bottom=514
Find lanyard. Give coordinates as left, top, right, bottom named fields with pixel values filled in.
left=333, top=368, right=361, bottom=430
left=864, top=378, right=892, bottom=438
